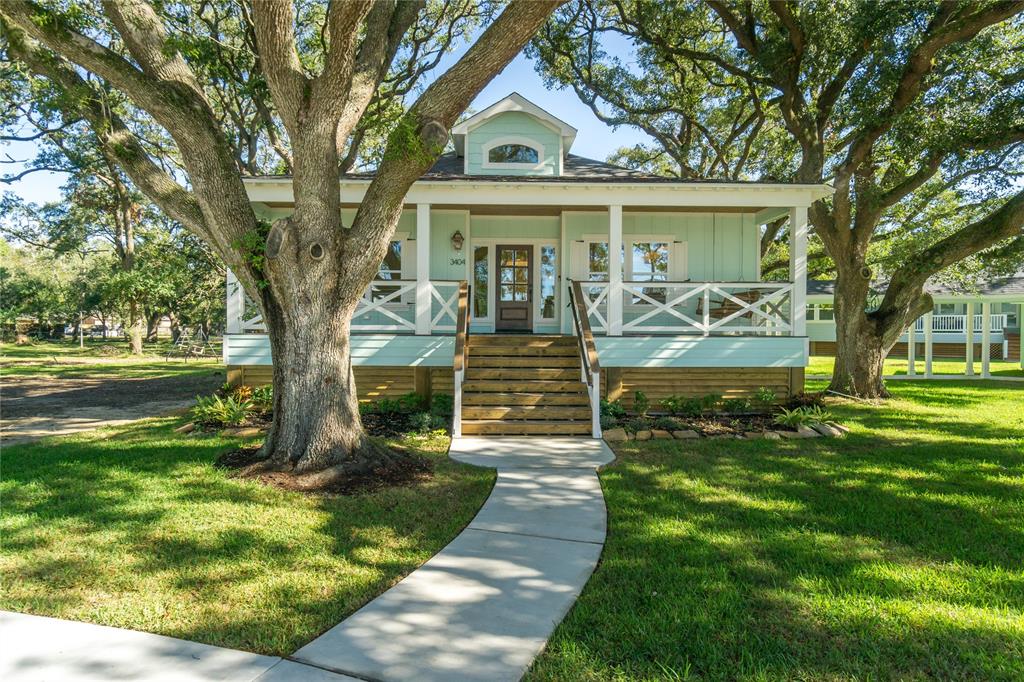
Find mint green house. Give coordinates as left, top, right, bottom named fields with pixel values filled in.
left=225, top=94, right=833, bottom=436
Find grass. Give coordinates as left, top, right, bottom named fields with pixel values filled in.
left=0, top=420, right=494, bottom=656
left=529, top=381, right=1024, bottom=681
left=1, top=339, right=220, bottom=379
left=808, top=354, right=1024, bottom=378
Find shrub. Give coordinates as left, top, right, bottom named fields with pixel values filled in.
left=722, top=397, right=752, bottom=414
left=633, top=391, right=650, bottom=417
left=700, top=393, right=722, bottom=414
left=430, top=393, right=454, bottom=419
left=600, top=415, right=619, bottom=431
left=754, top=386, right=777, bottom=408
left=601, top=398, right=627, bottom=420
left=786, top=391, right=825, bottom=409
left=622, top=417, right=649, bottom=434
left=653, top=416, right=681, bottom=431
left=804, top=405, right=834, bottom=423
left=250, top=385, right=273, bottom=413
left=772, top=405, right=833, bottom=428
left=192, top=394, right=253, bottom=426
left=409, top=412, right=448, bottom=433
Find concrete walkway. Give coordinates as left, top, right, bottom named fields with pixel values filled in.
left=291, top=437, right=614, bottom=681
left=1, top=437, right=613, bottom=682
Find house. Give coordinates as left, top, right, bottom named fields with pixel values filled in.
left=224, top=94, right=833, bottom=436
left=807, top=277, right=1023, bottom=375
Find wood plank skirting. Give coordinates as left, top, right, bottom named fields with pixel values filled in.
left=810, top=341, right=1005, bottom=360
left=602, top=367, right=804, bottom=408
left=227, top=365, right=454, bottom=402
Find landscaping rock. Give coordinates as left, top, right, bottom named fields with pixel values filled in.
left=744, top=431, right=763, bottom=439
left=635, top=430, right=653, bottom=441
left=827, top=421, right=851, bottom=434
left=810, top=422, right=843, bottom=438
left=672, top=430, right=700, bottom=439
left=603, top=427, right=628, bottom=442
left=651, top=429, right=673, bottom=440
left=763, top=431, right=782, bottom=440
left=174, top=422, right=195, bottom=434
left=778, top=430, right=800, bottom=439
left=796, top=425, right=821, bottom=438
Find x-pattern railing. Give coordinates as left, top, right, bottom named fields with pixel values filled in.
left=576, top=280, right=795, bottom=336
left=429, top=281, right=460, bottom=332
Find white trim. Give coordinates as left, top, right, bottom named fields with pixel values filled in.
left=469, top=236, right=562, bottom=332
left=480, top=136, right=546, bottom=171
left=451, top=93, right=577, bottom=151
left=789, top=206, right=808, bottom=337
left=415, top=205, right=431, bottom=334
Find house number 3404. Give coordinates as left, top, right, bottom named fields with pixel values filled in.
left=449, top=257, right=466, bottom=266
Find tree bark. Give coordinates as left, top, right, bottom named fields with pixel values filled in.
left=128, top=301, right=144, bottom=354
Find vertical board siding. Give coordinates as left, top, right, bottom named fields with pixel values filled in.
left=466, top=112, right=559, bottom=176
left=428, top=211, right=468, bottom=281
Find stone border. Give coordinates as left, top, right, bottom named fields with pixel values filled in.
left=604, top=421, right=849, bottom=443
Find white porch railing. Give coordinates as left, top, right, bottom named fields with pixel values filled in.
left=914, top=314, right=1006, bottom=333
left=576, top=280, right=795, bottom=336
left=226, top=271, right=461, bottom=335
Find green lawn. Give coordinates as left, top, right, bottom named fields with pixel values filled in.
left=530, top=381, right=1024, bottom=681
left=808, top=354, right=1024, bottom=378
left=1, top=339, right=220, bottom=379
left=0, top=420, right=493, bottom=655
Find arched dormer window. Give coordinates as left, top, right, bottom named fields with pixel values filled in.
left=488, top=144, right=538, bottom=164
left=482, top=136, right=545, bottom=170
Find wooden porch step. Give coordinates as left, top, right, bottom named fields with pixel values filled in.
left=466, top=367, right=579, bottom=381
left=470, top=335, right=575, bottom=346
left=463, top=380, right=587, bottom=393
left=470, top=356, right=579, bottom=368
left=462, top=392, right=589, bottom=406
left=468, top=345, right=579, bottom=357
left=460, top=420, right=593, bottom=436
left=462, top=405, right=593, bottom=420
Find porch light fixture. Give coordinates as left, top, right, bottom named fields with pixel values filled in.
left=451, top=230, right=465, bottom=251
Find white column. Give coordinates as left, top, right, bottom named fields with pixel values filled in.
left=981, top=301, right=991, bottom=377
left=226, top=269, right=243, bottom=334
left=924, top=311, right=934, bottom=377
left=789, top=207, right=808, bottom=338
left=415, top=203, right=431, bottom=335
left=965, top=301, right=975, bottom=376
left=608, top=204, right=623, bottom=336
left=907, top=318, right=916, bottom=376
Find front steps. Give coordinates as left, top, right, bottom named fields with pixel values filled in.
left=460, top=335, right=593, bottom=436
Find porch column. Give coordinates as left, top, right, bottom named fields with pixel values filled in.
left=907, top=318, right=916, bottom=376
left=415, top=204, right=431, bottom=335
left=981, top=301, right=991, bottom=377
left=608, top=204, right=623, bottom=336
left=965, top=300, right=975, bottom=376
left=924, top=311, right=934, bottom=377
left=789, top=207, right=808, bottom=338
left=226, top=269, right=243, bottom=334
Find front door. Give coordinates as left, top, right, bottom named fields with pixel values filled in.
left=496, top=245, right=533, bottom=331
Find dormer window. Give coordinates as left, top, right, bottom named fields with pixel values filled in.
left=488, top=144, right=539, bottom=164
left=481, top=136, right=545, bottom=170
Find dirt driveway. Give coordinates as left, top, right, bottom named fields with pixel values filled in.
left=1, top=370, right=224, bottom=445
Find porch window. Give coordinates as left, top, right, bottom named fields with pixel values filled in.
left=630, top=241, right=669, bottom=303
left=588, top=242, right=609, bottom=281
left=817, top=303, right=834, bottom=320
left=500, top=248, right=530, bottom=302
left=473, top=246, right=489, bottom=318
left=540, top=246, right=556, bottom=320
left=488, top=144, right=539, bottom=164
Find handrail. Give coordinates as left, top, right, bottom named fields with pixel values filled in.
left=452, top=281, right=470, bottom=437
left=570, top=280, right=603, bottom=439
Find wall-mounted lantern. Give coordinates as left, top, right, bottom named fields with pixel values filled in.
left=451, top=230, right=465, bottom=251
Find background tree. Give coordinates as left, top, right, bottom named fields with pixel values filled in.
left=534, top=0, right=1024, bottom=397
left=0, top=0, right=562, bottom=486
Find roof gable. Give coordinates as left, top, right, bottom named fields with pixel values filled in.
left=452, top=93, right=577, bottom=156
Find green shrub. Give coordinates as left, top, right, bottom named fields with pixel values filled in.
left=622, top=417, right=649, bottom=434
left=722, top=397, right=752, bottom=414
left=192, top=394, right=253, bottom=426
left=600, top=398, right=627, bottom=420
left=408, top=412, right=448, bottom=433
left=251, top=385, right=273, bottom=413
left=633, top=391, right=650, bottom=417
left=430, top=393, right=454, bottom=419
left=600, top=415, right=619, bottom=431
left=754, top=386, right=777, bottom=408
left=804, top=405, right=834, bottom=423
left=772, top=405, right=833, bottom=428
left=653, top=416, right=681, bottom=431
left=700, top=393, right=722, bottom=414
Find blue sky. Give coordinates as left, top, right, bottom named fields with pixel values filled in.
left=3, top=48, right=649, bottom=206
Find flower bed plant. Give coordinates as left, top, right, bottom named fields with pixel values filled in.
left=601, top=389, right=846, bottom=440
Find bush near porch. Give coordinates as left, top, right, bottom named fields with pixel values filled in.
left=529, top=381, right=1024, bottom=680
left=0, top=419, right=493, bottom=656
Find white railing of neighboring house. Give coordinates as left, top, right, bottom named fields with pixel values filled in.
left=575, top=280, right=795, bottom=336
left=226, top=270, right=462, bottom=335
left=913, top=314, right=1006, bottom=333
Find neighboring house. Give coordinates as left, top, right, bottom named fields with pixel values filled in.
left=807, top=277, right=1023, bottom=368
left=225, top=93, right=832, bottom=436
